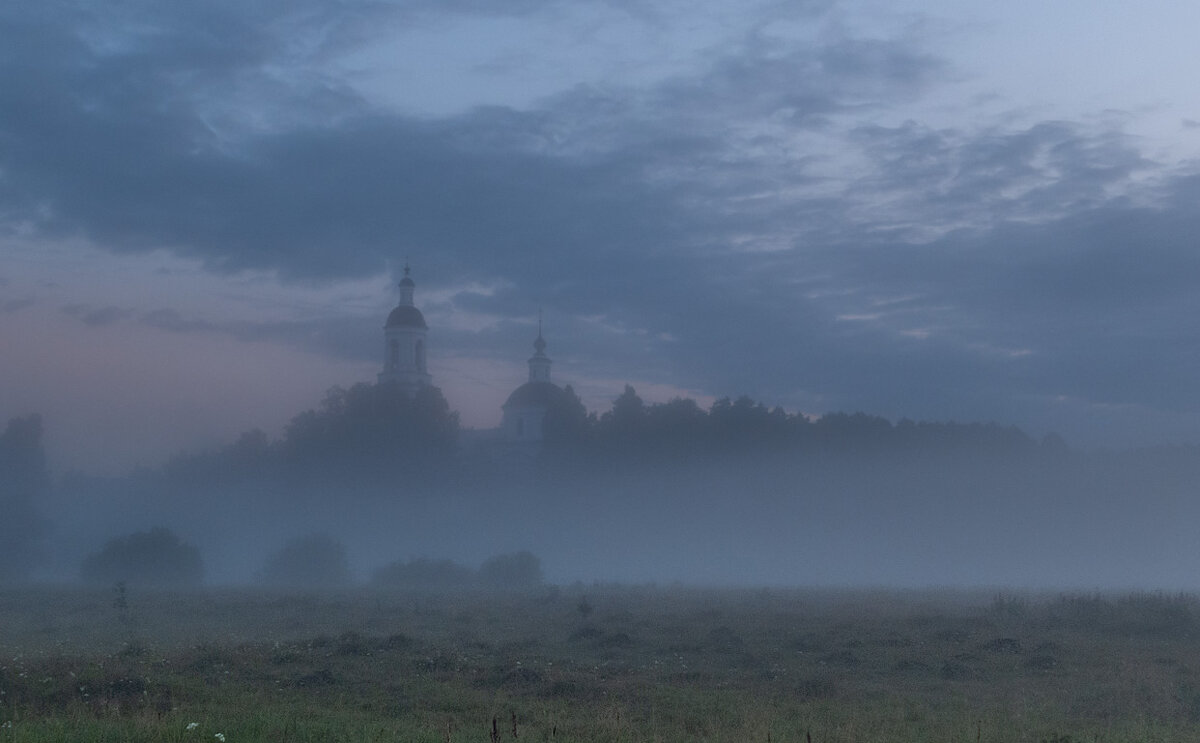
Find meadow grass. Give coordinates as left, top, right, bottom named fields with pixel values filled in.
left=2, top=586, right=1199, bottom=741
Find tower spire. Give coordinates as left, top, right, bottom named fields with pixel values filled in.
left=528, top=312, right=550, bottom=383
left=534, top=309, right=546, bottom=355
left=398, top=262, right=415, bottom=306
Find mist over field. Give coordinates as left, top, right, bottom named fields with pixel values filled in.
left=5, top=397, right=1195, bottom=590
left=73, top=453, right=1200, bottom=589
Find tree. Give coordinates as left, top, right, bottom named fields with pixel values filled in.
left=542, top=384, right=592, bottom=449
left=478, top=551, right=543, bottom=589
left=80, top=527, right=204, bottom=587
left=0, top=415, right=51, bottom=583
left=709, top=395, right=791, bottom=448
left=280, top=382, right=459, bottom=478
left=165, top=428, right=274, bottom=486
left=607, top=385, right=646, bottom=432
left=644, top=397, right=709, bottom=453
left=592, top=385, right=649, bottom=456
left=260, top=533, right=351, bottom=588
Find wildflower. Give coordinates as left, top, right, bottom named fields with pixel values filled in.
left=186, top=722, right=199, bottom=731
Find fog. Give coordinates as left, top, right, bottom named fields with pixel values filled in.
left=12, top=401, right=1197, bottom=591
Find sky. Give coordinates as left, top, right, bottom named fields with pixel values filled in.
left=3, top=0, right=1200, bottom=476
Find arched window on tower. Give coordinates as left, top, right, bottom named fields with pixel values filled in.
left=388, top=339, right=400, bottom=369
left=415, top=339, right=426, bottom=372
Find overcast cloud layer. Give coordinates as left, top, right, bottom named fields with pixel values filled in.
left=2, top=0, right=1200, bottom=473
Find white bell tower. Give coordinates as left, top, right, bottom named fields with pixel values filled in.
left=378, top=265, right=432, bottom=393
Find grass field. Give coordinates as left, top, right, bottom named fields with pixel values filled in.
left=2, top=585, right=1199, bottom=741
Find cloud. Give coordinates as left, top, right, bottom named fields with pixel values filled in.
left=0, top=1, right=946, bottom=282
left=61, top=304, right=133, bottom=327
left=138, top=307, right=378, bottom=364
left=2, top=297, right=34, bottom=313
left=2, top=0, right=1199, bottom=448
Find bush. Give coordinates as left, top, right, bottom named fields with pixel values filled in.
left=80, top=527, right=203, bottom=587
left=371, top=557, right=475, bottom=590
left=478, top=551, right=543, bottom=589
left=260, top=533, right=351, bottom=588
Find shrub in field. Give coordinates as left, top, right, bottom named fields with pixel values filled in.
left=80, top=527, right=203, bottom=586
left=478, top=551, right=543, bottom=589
left=260, top=533, right=351, bottom=588
left=371, top=557, right=475, bottom=590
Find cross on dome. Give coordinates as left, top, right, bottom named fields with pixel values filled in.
left=534, top=310, right=546, bottom=355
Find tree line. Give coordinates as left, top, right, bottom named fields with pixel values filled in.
left=544, top=384, right=1047, bottom=462
left=158, top=380, right=1053, bottom=489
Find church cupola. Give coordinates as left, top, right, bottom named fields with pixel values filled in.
left=398, top=266, right=415, bottom=305
left=379, top=264, right=432, bottom=393
left=528, top=315, right=552, bottom=383
left=501, top=315, right=565, bottom=443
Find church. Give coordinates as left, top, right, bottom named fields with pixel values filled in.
left=378, top=267, right=568, bottom=443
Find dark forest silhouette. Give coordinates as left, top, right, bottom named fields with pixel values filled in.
left=153, top=381, right=1052, bottom=487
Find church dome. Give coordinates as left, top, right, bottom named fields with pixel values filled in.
left=504, top=380, right=566, bottom=409
left=386, top=305, right=428, bottom=329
